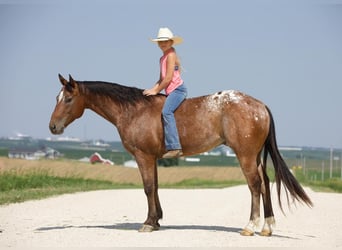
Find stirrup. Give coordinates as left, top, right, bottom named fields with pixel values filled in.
left=162, top=149, right=182, bottom=158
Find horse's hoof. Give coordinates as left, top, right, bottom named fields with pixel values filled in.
left=138, top=224, right=159, bottom=233
left=240, top=228, right=254, bottom=236
left=260, top=229, right=272, bottom=237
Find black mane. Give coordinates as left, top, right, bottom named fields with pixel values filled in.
left=78, top=81, right=164, bottom=105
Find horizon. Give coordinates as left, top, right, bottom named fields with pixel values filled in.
left=1, top=133, right=340, bottom=150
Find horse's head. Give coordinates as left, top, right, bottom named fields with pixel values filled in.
left=49, top=74, right=85, bottom=134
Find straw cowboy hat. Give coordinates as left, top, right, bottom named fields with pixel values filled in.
left=150, top=27, right=183, bottom=45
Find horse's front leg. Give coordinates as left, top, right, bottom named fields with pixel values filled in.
left=135, top=154, right=162, bottom=232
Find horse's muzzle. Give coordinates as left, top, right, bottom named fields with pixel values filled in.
left=49, top=122, right=64, bottom=135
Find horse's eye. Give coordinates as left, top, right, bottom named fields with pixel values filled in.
left=64, top=97, right=72, bottom=103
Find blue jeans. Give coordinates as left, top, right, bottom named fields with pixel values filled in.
left=162, top=83, right=187, bottom=150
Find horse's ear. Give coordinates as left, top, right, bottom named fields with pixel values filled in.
left=58, top=74, right=67, bottom=86
left=69, top=74, right=76, bottom=87
left=68, top=74, right=79, bottom=94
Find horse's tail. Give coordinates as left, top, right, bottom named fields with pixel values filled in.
left=263, top=106, right=313, bottom=211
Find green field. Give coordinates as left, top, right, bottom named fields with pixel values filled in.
left=1, top=138, right=342, bottom=205
left=0, top=157, right=246, bottom=205
left=0, top=171, right=247, bottom=205
left=1, top=156, right=341, bottom=206
left=0, top=172, right=131, bottom=205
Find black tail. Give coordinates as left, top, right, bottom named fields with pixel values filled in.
left=263, top=106, right=313, bottom=211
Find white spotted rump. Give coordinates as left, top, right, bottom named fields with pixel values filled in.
left=206, top=90, right=243, bottom=111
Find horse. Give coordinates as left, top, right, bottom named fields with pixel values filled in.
left=49, top=74, right=312, bottom=236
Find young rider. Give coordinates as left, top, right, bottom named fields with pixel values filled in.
left=143, top=27, right=187, bottom=158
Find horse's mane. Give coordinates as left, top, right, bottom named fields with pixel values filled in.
left=78, top=81, right=165, bottom=106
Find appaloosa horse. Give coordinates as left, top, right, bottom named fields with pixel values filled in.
left=49, top=74, right=312, bottom=236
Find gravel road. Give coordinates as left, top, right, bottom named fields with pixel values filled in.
left=1, top=185, right=341, bottom=247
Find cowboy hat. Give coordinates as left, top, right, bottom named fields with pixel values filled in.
left=150, top=27, right=183, bottom=45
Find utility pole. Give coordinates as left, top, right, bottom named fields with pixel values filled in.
left=330, top=147, right=333, bottom=179
left=322, top=161, right=325, bottom=182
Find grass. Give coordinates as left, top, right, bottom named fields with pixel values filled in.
left=0, top=171, right=244, bottom=205
left=305, top=179, right=342, bottom=193
left=265, top=166, right=342, bottom=193
left=0, top=157, right=246, bottom=205
left=1, top=157, right=341, bottom=205
left=161, top=178, right=245, bottom=189
left=0, top=171, right=141, bottom=205
left=291, top=168, right=342, bottom=192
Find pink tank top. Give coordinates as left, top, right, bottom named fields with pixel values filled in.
left=160, top=49, right=183, bottom=95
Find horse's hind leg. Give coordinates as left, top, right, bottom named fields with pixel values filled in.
left=259, top=163, right=275, bottom=236
left=238, top=155, right=262, bottom=236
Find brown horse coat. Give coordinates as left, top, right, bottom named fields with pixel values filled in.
left=50, top=75, right=312, bottom=235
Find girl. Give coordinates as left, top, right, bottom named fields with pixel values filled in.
left=143, top=27, right=187, bottom=158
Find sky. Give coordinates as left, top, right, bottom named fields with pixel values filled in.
left=0, top=0, right=341, bottom=148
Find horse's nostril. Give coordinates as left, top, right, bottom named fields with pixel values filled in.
left=49, top=123, right=64, bottom=135
left=49, top=124, right=56, bottom=132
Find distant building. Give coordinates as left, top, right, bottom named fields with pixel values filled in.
left=89, top=152, right=114, bottom=165
left=8, top=147, right=61, bottom=160
left=123, top=160, right=138, bottom=168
